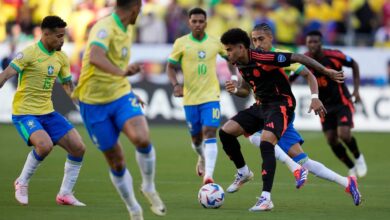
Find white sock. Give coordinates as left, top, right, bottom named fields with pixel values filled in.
left=302, top=159, right=348, bottom=187
left=135, top=146, right=156, bottom=192
left=204, top=138, right=218, bottom=178
left=18, top=150, right=42, bottom=185
left=248, top=132, right=261, bottom=147
left=110, top=169, right=141, bottom=212
left=238, top=165, right=250, bottom=175
left=275, top=145, right=301, bottom=173
left=59, top=158, right=82, bottom=195
left=261, top=191, right=271, bottom=200
left=191, top=142, right=204, bottom=157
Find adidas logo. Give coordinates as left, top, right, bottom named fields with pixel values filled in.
left=261, top=169, right=268, bottom=176
left=340, top=116, right=348, bottom=123
left=265, top=122, right=274, bottom=129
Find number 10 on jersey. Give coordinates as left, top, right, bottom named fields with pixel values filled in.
left=198, top=63, right=207, bottom=75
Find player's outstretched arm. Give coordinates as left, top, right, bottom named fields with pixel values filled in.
left=291, top=53, right=345, bottom=83
left=351, top=59, right=361, bottom=103
left=89, top=45, right=127, bottom=76
left=298, top=67, right=327, bottom=117
left=0, top=65, right=18, bottom=88
left=166, top=62, right=183, bottom=97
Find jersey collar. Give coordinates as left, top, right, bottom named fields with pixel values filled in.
left=112, top=12, right=127, bottom=33
left=38, top=41, right=54, bottom=56
left=189, top=32, right=208, bottom=43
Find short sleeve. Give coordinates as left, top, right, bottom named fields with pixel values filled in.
left=10, top=49, right=31, bottom=73
left=89, top=23, right=111, bottom=51
left=58, top=53, right=72, bottom=83
left=168, top=39, right=183, bottom=65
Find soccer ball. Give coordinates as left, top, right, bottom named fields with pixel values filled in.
left=198, top=183, right=225, bottom=208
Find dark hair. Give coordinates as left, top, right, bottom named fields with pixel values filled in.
left=117, top=0, right=141, bottom=8
left=188, top=7, right=207, bottom=19
left=220, top=28, right=251, bottom=49
left=253, top=23, right=273, bottom=35
left=40, top=16, right=67, bottom=30
left=306, top=30, right=323, bottom=39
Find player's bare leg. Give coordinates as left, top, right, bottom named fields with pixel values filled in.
left=15, top=130, right=53, bottom=205
left=202, top=126, right=218, bottom=184
left=122, top=115, right=166, bottom=216
left=56, top=128, right=86, bottom=206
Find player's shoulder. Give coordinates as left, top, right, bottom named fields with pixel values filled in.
left=274, top=48, right=292, bottom=53
left=14, top=43, right=38, bottom=61
left=323, top=48, right=346, bottom=58
left=91, top=15, right=114, bottom=32
left=173, top=34, right=190, bottom=44
left=55, top=50, right=69, bottom=61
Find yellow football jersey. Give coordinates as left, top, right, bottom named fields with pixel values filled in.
left=10, top=41, right=71, bottom=115
left=168, top=33, right=227, bottom=105
left=271, top=47, right=304, bottom=75
left=72, top=13, right=133, bottom=104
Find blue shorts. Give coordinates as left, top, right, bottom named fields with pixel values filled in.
left=80, top=92, right=144, bottom=151
left=12, top=112, right=74, bottom=146
left=184, top=101, right=221, bottom=136
left=256, top=114, right=304, bottom=153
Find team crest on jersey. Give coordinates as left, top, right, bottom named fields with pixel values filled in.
left=27, top=120, right=35, bottom=129
left=277, top=54, right=286, bottom=63
left=253, top=69, right=261, bottom=77
left=97, top=29, right=108, bottom=39
left=198, top=50, right=206, bottom=59
left=121, top=47, right=128, bottom=58
left=15, top=52, right=24, bottom=60
left=48, top=65, right=54, bottom=75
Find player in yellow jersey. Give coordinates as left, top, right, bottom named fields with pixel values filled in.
left=72, top=1, right=165, bottom=219
left=0, top=16, right=86, bottom=206
left=166, top=8, right=236, bottom=185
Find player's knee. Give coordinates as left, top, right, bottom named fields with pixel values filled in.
left=35, top=141, right=54, bottom=157
left=72, top=141, right=86, bottom=157
left=203, top=128, right=217, bottom=139
left=132, top=136, right=150, bottom=148
left=339, top=133, right=352, bottom=143
left=110, top=160, right=126, bottom=172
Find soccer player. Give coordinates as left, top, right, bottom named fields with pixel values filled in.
left=166, top=7, right=236, bottom=184
left=72, top=0, right=165, bottom=219
left=0, top=16, right=86, bottom=206
left=246, top=23, right=362, bottom=206
left=219, top=28, right=345, bottom=211
left=305, top=30, right=367, bottom=178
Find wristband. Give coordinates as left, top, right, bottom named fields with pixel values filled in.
left=311, top=93, right=319, bottom=99
left=233, top=87, right=238, bottom=94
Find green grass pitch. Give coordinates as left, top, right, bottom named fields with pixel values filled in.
left=0, top=124, right=389, bottom=220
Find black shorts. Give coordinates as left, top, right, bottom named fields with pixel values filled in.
left=232, top=103, right=294, bottom=139
left=321, top=103, right=354, bottom=131
left=231, top=104, right=264, bottom=137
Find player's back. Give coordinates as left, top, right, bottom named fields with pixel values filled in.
left=11, top=42, right=71, bottom=115
left=73, top=13, right=134, bottom=104
left=169, top=33, right=226, bottom=105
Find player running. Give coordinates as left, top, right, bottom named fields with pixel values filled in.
left=219, top=28, right=345, bottom=211
left=305, top=30, right=367, bottom=178
left=72, top=0, right=165, bottom=219
left=246, top=23, right=362, bottom=207
left=0, top=16, right=86, bottom=206
left=166, top=7, right=236, bottom=184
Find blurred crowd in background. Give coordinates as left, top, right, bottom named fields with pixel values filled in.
left=1, top=0, right=390, bottom=85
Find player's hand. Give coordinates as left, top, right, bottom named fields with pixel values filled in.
left=126, top=63, right=143, bottom=76
left=173, top=84, right=183, bottom=97
left=225, top=80, right=238, bottom=94
left=351, top=90, right=362, bottom=103
left=325, top=69, right=345, bottom=83
left=308, top=98, right=327, bottom=118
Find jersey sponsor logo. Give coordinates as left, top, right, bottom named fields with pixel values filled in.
left=15, top=52, right=23, bottom=60
left=48, top=65, right=54, bottom=75
left=121, top=47, right=128, bottom=59
left=253, top=69, right=261, bottom=77
left=198, top=50, right=206, bottom=59
left=277, top=54, right=286, bottom=63
left=97, top=29, right=108, bottom=39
